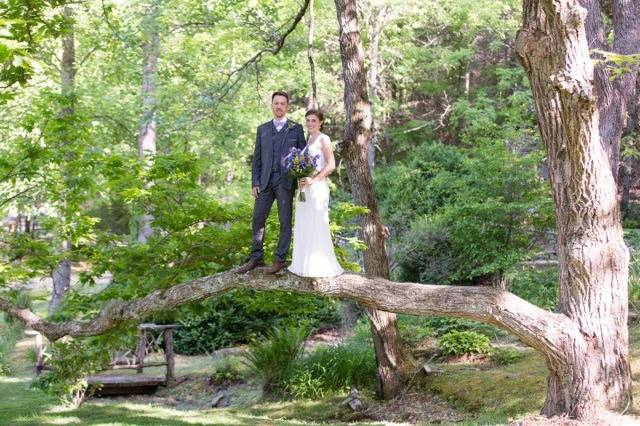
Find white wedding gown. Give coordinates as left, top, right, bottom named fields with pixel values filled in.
left=288, top=141, right=344, bottom=278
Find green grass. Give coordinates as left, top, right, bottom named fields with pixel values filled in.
left=423, top=350, right=546, bottom=423
left=0, top=337, right=385, bottom=425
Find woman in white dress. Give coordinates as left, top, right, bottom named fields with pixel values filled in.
left=288, top=110, right=344, bottom=278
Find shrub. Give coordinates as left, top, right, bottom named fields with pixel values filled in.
left=492, top=347, right=527, bottom=366
left=173, top=291, right=338, bottom=355
left=0, top=325, right=21, bottom=376
left=31, top=338, right=111, bottom=407
left=284, top=340, right=377, bottom=399
left=508, top=265, right=558, bottom=310
left=437, top=330, right=492, bottom=356
left=210, top=356, right=247, bottom=384
left=243, top=325, right=309, bottom=393
left=381, top=142, right=553, bottom=285
left=2, top=289, right=32, bottom=326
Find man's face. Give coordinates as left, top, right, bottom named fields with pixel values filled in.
left=271, top=95, right=289, bottom=119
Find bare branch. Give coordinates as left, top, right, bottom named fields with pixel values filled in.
left=0, top=269, right=578, bottom=362
left=190, top=0, right=311, bottom=125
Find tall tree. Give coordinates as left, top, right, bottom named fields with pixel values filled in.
left=136, top=0, right=160, bottom=243
left=306, top=0, right=318, bottom=109
left=49, top=5, right=76, bottom=314
left=579, top=0, right=640, bottom=183
left=360, top=0, right=391, bottom=172
left=334, top=0, right=407, bottom=399
left=516, top=0, right=631, bottom=416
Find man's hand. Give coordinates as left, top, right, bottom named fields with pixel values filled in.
left=252, top=186, right=261, bottom=198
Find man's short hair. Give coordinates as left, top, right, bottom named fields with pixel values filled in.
left=271, top=91, right=290, bottom=102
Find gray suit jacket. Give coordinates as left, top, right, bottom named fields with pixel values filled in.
left=252, top=119, right=306, bottom=191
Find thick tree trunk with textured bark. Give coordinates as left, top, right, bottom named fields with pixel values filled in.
left=334, top=0, right=406, bottom=399
left=50, top=6, right=76, bottom=315
left=137, top=1, right=160, bottom=243
left=516, top=0, right=631, bottom=417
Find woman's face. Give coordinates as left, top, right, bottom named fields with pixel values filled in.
left=305, top=114, right=322, bottom=134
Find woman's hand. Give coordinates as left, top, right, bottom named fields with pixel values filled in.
left=299, top=176, right=316, bottom=188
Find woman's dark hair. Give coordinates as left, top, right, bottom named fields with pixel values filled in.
left=305, top=109, right=325, bottom=131
left=271, top=91, right=289, bottom=102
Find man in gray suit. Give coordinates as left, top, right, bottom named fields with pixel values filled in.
left=237, top=91, right=306, bottom=274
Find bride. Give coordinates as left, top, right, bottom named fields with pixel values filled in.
left=288, top=110, right=344, bottom=278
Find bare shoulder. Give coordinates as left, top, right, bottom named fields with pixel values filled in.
left=319, top=133, right=332, bottom=146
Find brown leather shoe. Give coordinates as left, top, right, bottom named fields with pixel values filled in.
left=236, top=259, right=265, bottom=274
left=268, top=260, right=288, bottom=274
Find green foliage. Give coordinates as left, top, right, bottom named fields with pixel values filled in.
left=491, top=346, right=526, bottom=366
left=1, top=289, right=32, bottom=325
left=243, top=324, right=310, bottom=393
left=172, top=291, right=338, bottom=355
left=382, top=141, right=553, bottom=285
left=437, top=330, right=492, bottom=356
left=31, top=330, right=136, bottom=406
left=507, top=265, right=557, bottom=310
left=0, top=324, right=21, bottom=376
left=284, top=341, right=377, bottom=399
left=404, top=316, right=504, bottom=339
left=210, top=356, right=247, bottom=384
left=31, top=339, right=107, bottom=406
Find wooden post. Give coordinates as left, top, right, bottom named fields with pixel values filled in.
left=135, top=328, right=146, bottom=374
left=163, top=328, right=175, bottom=384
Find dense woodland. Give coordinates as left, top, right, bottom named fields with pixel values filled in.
left=1, top=0, right=640, bottom=424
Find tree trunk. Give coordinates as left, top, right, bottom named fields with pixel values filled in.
left=50, top=5, right=76, bottom=315
left=516, top=0, right=631, bottom=418
left=334, top=0, right=406, bottom=399
left=366, top=5, right=384, bottom=172
left=579, top=0, right=640, bottom=183
left=306, top=0, right=318, bottom=110
left=137, top=1, right=160, bottom=244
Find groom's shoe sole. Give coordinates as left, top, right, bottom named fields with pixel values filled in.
left=268, top=261, right=288, bottom=274
left=236, top=260, right=265, bottom=274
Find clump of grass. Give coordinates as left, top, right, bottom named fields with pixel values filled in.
left=243, top=324, right=310, bottom=393
left=0, top=324, right=22, bottom=376
left=426, top=351, right=546, bottom=422
left=284, top=340, right=377, bottom=399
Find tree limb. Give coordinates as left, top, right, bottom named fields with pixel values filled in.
left=0, top=269, right=578, bottom=362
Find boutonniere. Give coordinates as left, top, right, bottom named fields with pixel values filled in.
left=287, top=121, right=295, bottom=130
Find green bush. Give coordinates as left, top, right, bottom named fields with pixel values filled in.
left=31, top=338, right=111, bottom=406
left=0, top=325, right=21, bottom=376
left=508, top=265, right=557, bottom=310
left=210, top=356, right=247, bottom=384
left=2, top=289, right=32, bottom=326
left=491, top=347, right=526, bottom=366
left=243, top=325, right=310, bottom=393
left=31, top=330, right=136, bottom=406
left=284, top=341, right=377, bottom=399
left=380, top=141, right=553, bottom=285
left=437, top=330, right=492, bottom=356
left=402, top=316, right=504, bottom=339
left=172, top=291, right=339, bottom=355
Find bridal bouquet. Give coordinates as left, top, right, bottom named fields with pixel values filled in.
left=283, top=147, right=319, bottom=202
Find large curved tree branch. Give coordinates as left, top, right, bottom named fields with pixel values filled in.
left=0, top=269, right=579, bottom=363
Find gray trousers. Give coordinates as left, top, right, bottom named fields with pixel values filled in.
left=250, top=174, right=294, bottom=262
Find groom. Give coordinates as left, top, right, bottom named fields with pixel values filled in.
left=237, top=91, right=306, bottom=274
